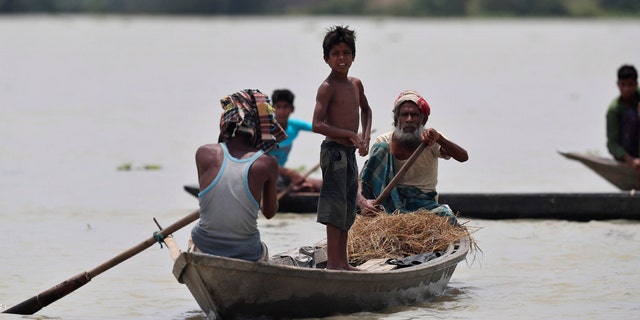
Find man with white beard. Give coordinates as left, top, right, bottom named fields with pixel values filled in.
left=356, top=90, right=468, bottom=224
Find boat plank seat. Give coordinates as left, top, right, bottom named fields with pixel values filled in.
left=358, top=258, right=396, bottom=271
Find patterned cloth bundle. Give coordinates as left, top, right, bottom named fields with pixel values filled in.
left=219, top=89, right=287, bottom=151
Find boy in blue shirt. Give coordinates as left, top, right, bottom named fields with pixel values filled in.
left=271, top=89, right=322, bottom=192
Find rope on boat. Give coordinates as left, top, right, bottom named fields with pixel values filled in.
left=153, top=231, right=165, bottom=249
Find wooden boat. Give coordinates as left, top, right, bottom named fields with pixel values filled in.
left=439, top=192, right=640, bottom=221
left=168, top=237, right=470, bottom=319
left=183, top=184, right=318, bottom=213
left=558, top=151, right=639, bottom=190
left=183, top=185, right=640, bottom=220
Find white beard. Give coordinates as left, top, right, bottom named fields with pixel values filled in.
left=394, top=125, right=424, bottom=148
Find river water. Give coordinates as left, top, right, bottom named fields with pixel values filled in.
left=0, top=15, right=639, bottom=320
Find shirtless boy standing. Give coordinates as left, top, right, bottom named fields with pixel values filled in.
left=312, top=26, right=373, bottom=271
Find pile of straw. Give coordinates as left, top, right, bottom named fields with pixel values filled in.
left=347, top=209, right=472, bottom=265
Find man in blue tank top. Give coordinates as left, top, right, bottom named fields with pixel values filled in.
left=190, top=89, right=287, bottom=262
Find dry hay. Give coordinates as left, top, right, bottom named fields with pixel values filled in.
left=347, top=209, right=473, bottom=265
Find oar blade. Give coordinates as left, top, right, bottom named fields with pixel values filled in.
left=3, top=210, right=200, bottom=315
left=3, top=272, right=91, bottom=315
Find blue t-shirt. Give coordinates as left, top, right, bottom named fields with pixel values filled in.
left=270, top=118, right=312, bottom=166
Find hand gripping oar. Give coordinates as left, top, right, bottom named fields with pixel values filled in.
left=277, top=129, right=377, bottom=200
left=2, top=210, right=200, bottom=315
left=276, top=162, right=321, bottom=200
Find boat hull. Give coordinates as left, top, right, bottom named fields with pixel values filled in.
left=559, top=151, right=639, bottom=190
left=439, top=192, right=640, bottom=220
left=173, top=238, right=470, bottom=319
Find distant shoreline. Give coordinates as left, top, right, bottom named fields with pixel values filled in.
left=1, top=0, right=639, bottom=18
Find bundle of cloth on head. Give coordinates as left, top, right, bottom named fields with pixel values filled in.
left=219, top=89, right=287, bottom=151
left=394, top=90, right=430, bottom=116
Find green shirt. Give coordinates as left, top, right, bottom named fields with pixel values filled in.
left=606, top=87, right=640, bottom=159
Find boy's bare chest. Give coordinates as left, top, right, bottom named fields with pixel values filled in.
left=329, top=85, right=359, bottom=109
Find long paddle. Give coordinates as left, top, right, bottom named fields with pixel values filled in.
left=373, top=141, right=428, bottom=206
left=4, top=139, right=284, bottom=315
left=2, top=210, right=200, bottom=315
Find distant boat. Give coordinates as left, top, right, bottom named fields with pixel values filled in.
left=439, top=192, right=640, bottom=221
left=558, top=151, right=640, bottom=190
left=183, top=183, right=640, bottom=221
left=168, top=237, right=470, bottom=319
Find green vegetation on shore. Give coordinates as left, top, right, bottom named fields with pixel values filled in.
left=1, top=0, right=639, bottom=17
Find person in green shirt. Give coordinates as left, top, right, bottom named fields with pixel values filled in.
left=606, top=64, right=640, bottom=173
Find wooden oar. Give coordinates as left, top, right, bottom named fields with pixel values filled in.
left=2, top=210, right=201, bottom=315
left=373, top=141, right=428, bottom=206
left=276, top=162, right=321, bottom=200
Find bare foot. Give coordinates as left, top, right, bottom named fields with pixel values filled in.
left=346, top=265, right=362, bottom=271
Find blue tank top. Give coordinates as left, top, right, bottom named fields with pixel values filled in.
left=191, top=143, right=265, bottom=261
